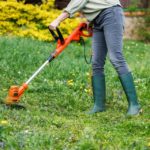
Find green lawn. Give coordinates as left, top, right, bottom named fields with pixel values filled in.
left=0, top=36, right=150, bottom=149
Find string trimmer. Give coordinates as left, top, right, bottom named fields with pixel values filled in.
left=5, top=22, right=92, bottom=105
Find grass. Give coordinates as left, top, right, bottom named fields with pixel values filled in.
left=0, top=36, right=150, bottom=149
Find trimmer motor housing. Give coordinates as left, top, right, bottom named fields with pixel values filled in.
left=5, top=86, right=20, bottom=104
left=5, top=83, right=28, bottom=105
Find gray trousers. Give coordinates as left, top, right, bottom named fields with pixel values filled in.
left=92, top=5, right=129, bottom=76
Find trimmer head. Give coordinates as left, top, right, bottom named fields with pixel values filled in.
left=5, top=83, right=28, bottom=105
left=5, top=86, right=20, bottom=105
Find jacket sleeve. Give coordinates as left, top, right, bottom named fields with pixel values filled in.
left=64, top=0, right=88, bottom=17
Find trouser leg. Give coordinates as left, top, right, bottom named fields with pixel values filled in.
left=104, top=22, right=129, bottom=75
left=89, top=29, right=107, bottom=114
left=103, top=6, right=141, bottom=115
left=92, top=29, right=107, bottom=76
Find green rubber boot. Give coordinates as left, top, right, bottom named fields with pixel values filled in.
left=89, top=75, right=106, bottom=114
left=119, top=72, right=141, bottom=115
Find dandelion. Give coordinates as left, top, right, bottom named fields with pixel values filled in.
left=67, top=79, right=74, bottom=86
left=0, top=120, right=8, bottom=125
left=84, top=88, right=92, bottom=94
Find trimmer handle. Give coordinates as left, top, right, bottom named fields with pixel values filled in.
left=49, top=27, right=65, bottom=45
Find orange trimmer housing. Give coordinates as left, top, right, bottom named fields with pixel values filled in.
left=5, top=83, right=28, bottom=104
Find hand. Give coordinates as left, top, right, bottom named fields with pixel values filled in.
left=86, top=21, right=92, bottom=30
left=49, top=12, right=69, bottom=30
left=49, top=19, right=60, bottom=30
left=86, top=21, right=93, bottom=33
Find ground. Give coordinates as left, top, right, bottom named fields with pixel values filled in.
left=0, top=36, right=150, bottom=149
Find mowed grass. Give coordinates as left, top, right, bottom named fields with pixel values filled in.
left=0, top=36, right=150, bottom=149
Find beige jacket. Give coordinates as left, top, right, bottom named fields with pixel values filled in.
left=64, top=0, right=121, bottom=21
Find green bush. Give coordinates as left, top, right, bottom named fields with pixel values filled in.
left=138, top=14, right=150, bottom=42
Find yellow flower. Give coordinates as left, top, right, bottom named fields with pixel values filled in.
left=84, top=88, right=92, bottom=94
left=67, top=79, right=74, bottom=86
left=0, top=120, right=8, bottom=125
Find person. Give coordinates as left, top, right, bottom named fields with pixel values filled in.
left=49, top=0, right=142, bottom=115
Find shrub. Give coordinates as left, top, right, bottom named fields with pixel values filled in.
left=0, top=0, right=80, bottom=41
left=138, top=14, right=150, bottom=42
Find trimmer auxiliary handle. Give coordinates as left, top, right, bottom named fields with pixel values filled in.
left=49, top=27, right=65, bottom=45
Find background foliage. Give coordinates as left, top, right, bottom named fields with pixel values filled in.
left=0, top=0, right=81, bottom=41
left=0, top=0, right=150, bottom=42
left=138, top=15, right=150, bottom=42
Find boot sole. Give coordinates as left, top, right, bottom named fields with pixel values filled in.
left=127, top=108, right=143, bottom=116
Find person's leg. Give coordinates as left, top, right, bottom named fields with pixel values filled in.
left=103, top=6, right=141, bottom=115
left=92, top=29, right=107, bottom=76
left=89, top=28, right=107, bottom=114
